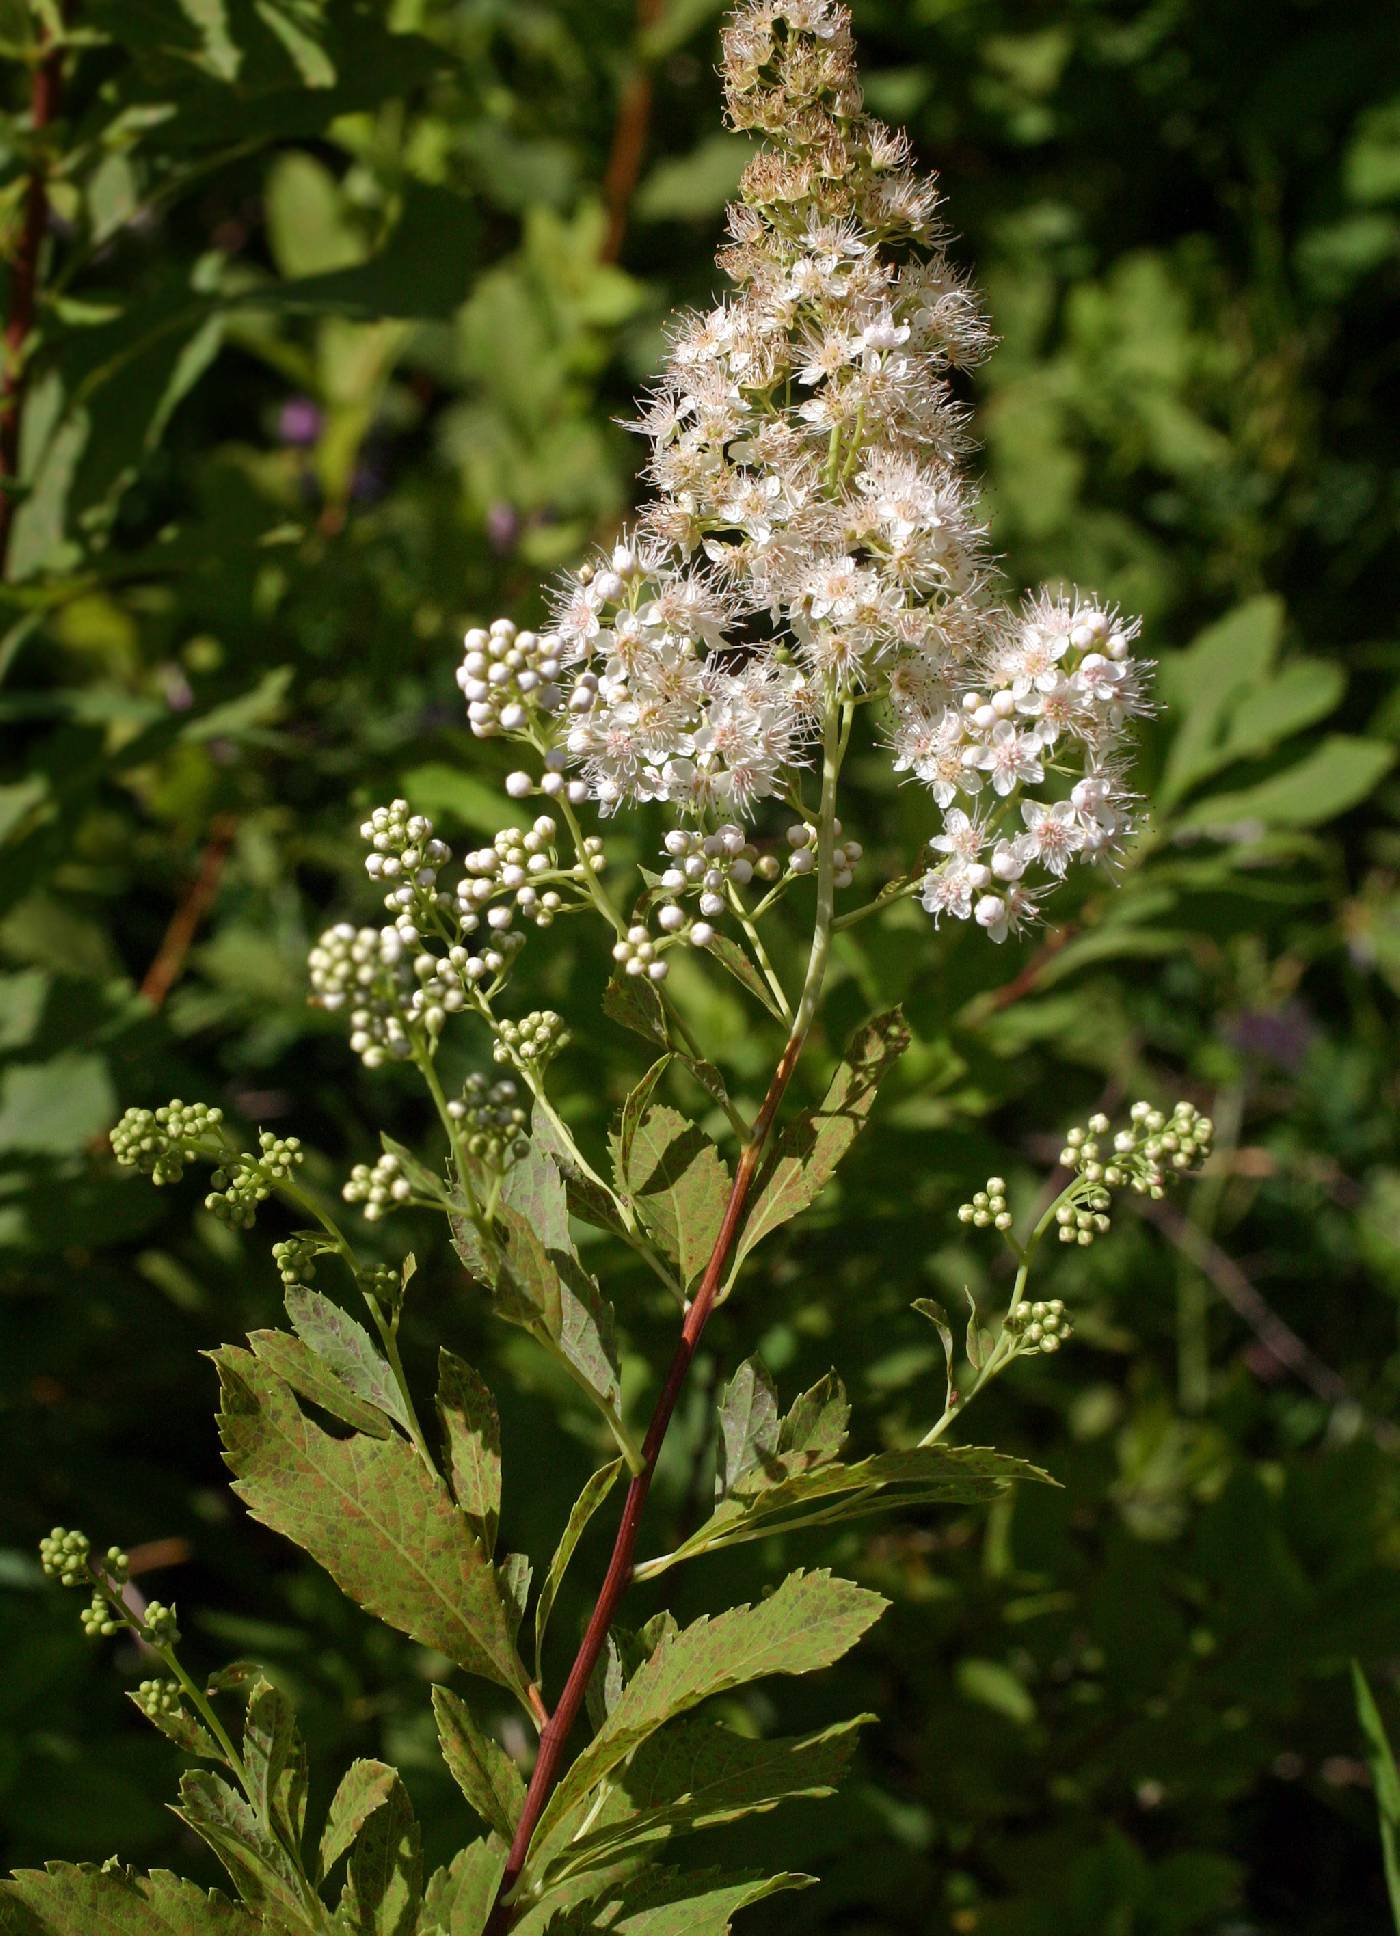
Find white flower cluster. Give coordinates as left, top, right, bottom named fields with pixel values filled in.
left=453, top=0, right=1152, bottom=948
left=913, top=596, right=1149, bottom=943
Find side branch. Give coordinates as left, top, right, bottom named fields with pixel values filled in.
left=0, top=18, right=66, bottom=577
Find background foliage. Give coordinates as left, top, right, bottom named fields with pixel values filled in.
left=1, top=1, right=1398, bottom=1930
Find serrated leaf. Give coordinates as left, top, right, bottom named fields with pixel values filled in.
left=247, top=1329, right=395, bottom=1439
left=619, top=1105, right=730, bottom=1289
left=715, top=1358, right=779, bottom=1502
left=551, top=1715, right=866, bottom=1877
left=436, top=1351, right=501, bottom=1556
left=644, top=1443, right=1056, bottom=1576
left=432, top=1686, right=527, bottom=1842
left=125, top=1688, right=220, bottom=1760
left=528, top=1570, right=886, bottom=1873
left=496, top=1551, right=533, bottom=1643
left=494, top=1146, right=623, bottom=1417
left=421, top=1840, right=509, bottom=1936
left=283, top=1285, right=410, bottom=1435
left=243, top=1677, right=307, bottom=1856
left=603, top=971, right=669, bottom=1047
left=517, top=1863, right=812, bottom=1936
left=340, top=1770, right=420, bottom=1936
left=611, top=1057, right=672, bottom=1181
left=732, top=1009, right=909, bottom=1273
left=449, top=1203, right=493, bottom=1284
left=213, top=1347, right=529, bottom=1701
left=170, top=1770, right=307, bottom=1924
left=703, top=931, right=788, bottom=1022
left=0, top=1863, right=259, bottom=1935
left=533, top=1104, right=630, bottom=1239
left=319, top=1760, right=399, bottom=1885
left=534, top=1459, right=624, bottom=1679
left=777, top=1372, right=850, bottom=1468
left=913, top=1300, right=957, bottom=1414
left=962, top=1286, right=992, bottom=1374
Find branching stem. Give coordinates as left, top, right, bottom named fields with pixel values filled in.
left=482, top=693, right=847, bottom=1927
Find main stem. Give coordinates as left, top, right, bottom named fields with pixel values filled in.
left=483, top=696, right=846, bottom=1929
left=0, top=19, right=66, bottom=577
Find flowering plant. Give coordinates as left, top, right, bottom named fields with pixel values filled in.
left=9, top=7, right=1213, bottom=1934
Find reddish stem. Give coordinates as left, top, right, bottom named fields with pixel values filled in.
left=599, top=0, right=664, bottom=264
left=139, top=813, right=238, bottom=1009
left=483, top=1028, right=808, bottom=1930
left=0, top=22, right=66, bottom=579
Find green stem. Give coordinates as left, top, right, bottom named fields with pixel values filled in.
left=726, top=882, right=792, bottom=1020
left=552, top=786, right=749, bottom=1140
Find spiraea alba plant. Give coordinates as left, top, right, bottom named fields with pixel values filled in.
left=11, top=7, right=1214, bottom=1933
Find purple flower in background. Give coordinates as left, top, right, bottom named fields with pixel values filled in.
left=1223, top=1002, right=1315, bottom=1073
left=278, top=396, right=323, bottom=448
left=486, top=501, right=521, bottom=555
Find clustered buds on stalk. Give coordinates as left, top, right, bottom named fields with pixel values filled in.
left=204, top=1132, right=303, bottom=1229
left=448, top=1073, right=530, bottom=1171
left=109, top=1100, right=224, bottom=1184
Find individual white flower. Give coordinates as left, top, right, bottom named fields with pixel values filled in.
left=974, top=720, right=1045, bottom=798
left=921, top=866, right=975, bottom=924
left=929, top=808, right=985, bottom=864
left=1018, top=798, right=1086, bottom=877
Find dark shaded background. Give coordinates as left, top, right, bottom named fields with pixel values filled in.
left=1, top=2, right=1397, bottom=1930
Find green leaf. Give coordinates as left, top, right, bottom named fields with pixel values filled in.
left=421, top=1840, right=508, bottom=1936
left=170, top=1769, right=308, bottom=1923
left=213, top=1347, right=530, bottom=1701
left=549, top=1715, right=866, bottom=1875
left=436, top=1351, right=502, bottom=1556
left=776, top=1372, right=850, bottom=1468
left=534, top=1458, right=624, bottom=1680
left=635, top=133, right=750, bottom=222
left=495, top=1145, right=623, bottom=1417
left=715, top=1358, right=780, bottom=1502
left=617, top=1104, right=731, bottom=1289
left=0, top=1864, right=259, bottom=1935
left=380, top=1133, right=452, bottom=1207
left=702, top=932, right=788, bottom=1022
left=1159, top=595, right=1285, bottom=807
left=431, top=1686, right=527, bottom=1843
left=533, top=1103, right=631, bottom=1240
left=246, top=1329, right=394, bottom=1439
left=283, top=1285, right=411, bottom=1435
left=519, top=1865, right=812, bottom=1936
left=319, top=1760, right=399, bottom=1885
left=1174, top=735, right=1396, bottom=832
left=243, top=1677, right=307, bottom=1857
left=339, top=1769, right=420, bottom=1936
left=496, top=1551, right=533, bottom=1642
left=603, top=971, right=670, bottom=1049
left=528, top=1569, right=887, bottom=1872
left=733, top=1008, right=910, bottom=1272
left=125, top=1689, right=220, bottom=1761
left=913, top=1300, right=957, bottom=1414
left=642, top=1443, right=1055, bottom=1576
left=1354, top=1663, right=1400, bottom=1933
